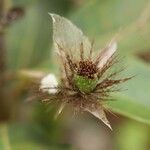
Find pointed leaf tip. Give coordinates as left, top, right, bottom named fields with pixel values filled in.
left=49, top=13, right=92, bottom=59
left=85, top=107, right=112, bottom=130
left=97, top=39, right=117, bottom=70
left=109, top=40, right=117, bottom=53
left=48, top=13, right=57, bottom=22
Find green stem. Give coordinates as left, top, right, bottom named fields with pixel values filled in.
left=0, top=124, right=11, bottom=150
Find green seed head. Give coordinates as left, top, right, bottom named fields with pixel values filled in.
left=74, top=74, right=98, bottom=93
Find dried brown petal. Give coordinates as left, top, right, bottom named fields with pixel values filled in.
left=85, top=107, right=112, bottom=130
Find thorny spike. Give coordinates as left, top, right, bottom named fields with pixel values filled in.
left=56, top=41, right=77, bottom=74
left=89, top=39, right=94, bottom=60
left=97, top=55, right=119, bottom=79
left=66, top=54, right=77, bottom=73
left=63, top=62, right=73, bottom=87
left=68, top=48, right=74, bottom=60
left=55, top=103, right=66, bottom=119
left=55, top=46, right=72, bottom=86
left=107, top=68, right=126, bottom=79
left=96, top=77, right=132, bottom=90
left=80, top=42, right=84, bottom=60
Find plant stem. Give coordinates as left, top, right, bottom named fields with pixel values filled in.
left=0, top=0, right=9, bottom=121
left=0, top=124, right=11, bottom=150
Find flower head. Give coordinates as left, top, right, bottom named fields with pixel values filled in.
left=39, top=14, right=132, bottom=130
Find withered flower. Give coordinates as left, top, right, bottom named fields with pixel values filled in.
left=39, top=14, right=131, bottom=130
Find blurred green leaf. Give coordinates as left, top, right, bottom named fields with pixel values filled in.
left=68, top=0, right=150, bottom=124
left=0, top=124, right=37, bottom=150
left=7, top=0, right=73, bottom=70
left=0, top=122, right=70, bottom=150
left=114, top=121, right=149, bottom=150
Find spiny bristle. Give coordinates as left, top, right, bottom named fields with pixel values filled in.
left=96, top=77, right=132, bottom=91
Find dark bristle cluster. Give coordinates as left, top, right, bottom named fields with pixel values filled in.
left=77, top=60, right=97, bottom=78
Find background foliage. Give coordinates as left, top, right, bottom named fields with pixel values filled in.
left=0, top=0, right=150, bottom=149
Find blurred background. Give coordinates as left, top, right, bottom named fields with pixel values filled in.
left=0, top=0, right=150, bottom=149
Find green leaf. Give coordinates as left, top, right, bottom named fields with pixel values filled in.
left=114, top=121, right=149, bottom=150
left=0, top=124, right=47, bottom=150
left=7, top=0, right=73, bottom=70
left=0, top=122, right=69, bottom=150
